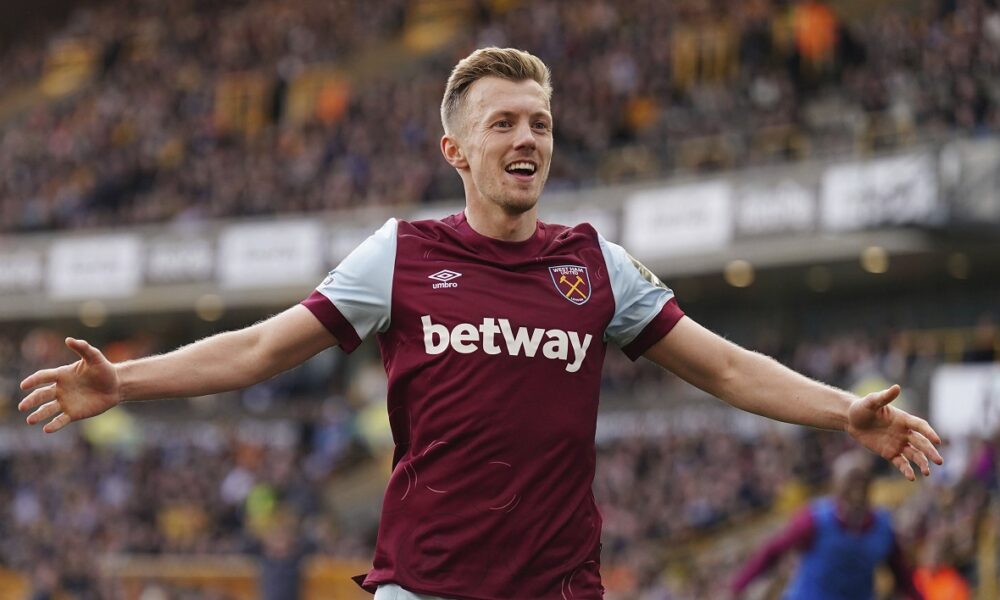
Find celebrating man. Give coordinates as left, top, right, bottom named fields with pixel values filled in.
left=20, top=48, right=942, bottom=600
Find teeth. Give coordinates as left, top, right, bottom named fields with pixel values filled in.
left=506, top=162, right=536, bottom=173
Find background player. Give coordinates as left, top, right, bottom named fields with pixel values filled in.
left=730, top=451, right=924, bottom=600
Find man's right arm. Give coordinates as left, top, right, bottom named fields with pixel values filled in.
left=19, top=305, right=337, bottom=433
left=118, top=304, right=337, bottom=400
left=21, top=217, right=397, bottom=434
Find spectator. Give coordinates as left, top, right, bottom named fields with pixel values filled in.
left=913, top=530, right=971, bottom=600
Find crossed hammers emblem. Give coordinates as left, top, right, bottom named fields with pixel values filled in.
left=559, top=274, right=587, bottom=300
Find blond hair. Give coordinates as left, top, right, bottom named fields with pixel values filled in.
left=440, top=47, right=552, bottom=135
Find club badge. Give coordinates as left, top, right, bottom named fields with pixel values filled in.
left=549, top=265, right=591, bottom=305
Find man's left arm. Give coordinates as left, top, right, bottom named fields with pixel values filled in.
left=643, top=316, right=943, bottom=480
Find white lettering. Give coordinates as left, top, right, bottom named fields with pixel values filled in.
left=421, top=315, right=593, bottom=372
left=542, top=329, right=569, bottom=361
left=451, top=323, right=479, bottom=353
left=499, top=318, right=545, bottom=357
left=422, top=315, right=450, bottom=354
left=566, top=332, right=594, bottom=373
left=479, top=318, right=502, bottom=355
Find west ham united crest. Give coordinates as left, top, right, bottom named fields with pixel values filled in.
left=549, top=265, right=591, bottom=305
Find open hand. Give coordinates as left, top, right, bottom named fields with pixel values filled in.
left=18, top=337, right=121, bottom=433
left=846, top=385, right=943, bottom=480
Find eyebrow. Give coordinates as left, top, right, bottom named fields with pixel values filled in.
left=485, top=110, right=552, bottom=122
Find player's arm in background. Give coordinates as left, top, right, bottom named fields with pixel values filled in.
left=729, top=507, right=816, bottom=597
left=19, top=305, right=338, bottom=433
left=643, top=317, right=943, bottom=480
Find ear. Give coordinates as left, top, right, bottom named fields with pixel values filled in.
left=441, top=134, right=468, bottom=170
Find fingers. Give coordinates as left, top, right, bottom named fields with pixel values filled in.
left=891, top=455, right=915, bottom=481
left=65, top=337, right=102, bottom=365
left=903, top=444, right=931, bottom=477
left=21, top=339, right=102, bottom=391
left=907, top=414, right=943, bottom=448
left=866, top=384, right=901, bottom=410
left=20, top=367, right=62, bottom=391
left=27, top=400, right=62, bottom=426
left=908, top=428, right=944, bottom=465
left=42, top=413, right=72, bottom=434
left=18, top=384, right=57, bottom=413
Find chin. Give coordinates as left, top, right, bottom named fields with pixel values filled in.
left=498, top=196, right=539, bottom=215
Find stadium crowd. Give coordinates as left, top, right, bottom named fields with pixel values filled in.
left=1, top=315, right=997, bottom=598
left=1, top=0, right=1000, bottom=231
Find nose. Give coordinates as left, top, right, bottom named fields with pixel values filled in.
left=512, top=121, right=536, bottom=151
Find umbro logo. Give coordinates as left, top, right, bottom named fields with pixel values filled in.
left=429, top=269, right=462, bottom=289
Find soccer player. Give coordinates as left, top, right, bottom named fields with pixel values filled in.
left=19, top=48, right=942, bottom=600
left=729, top=451, right=924, bottom=600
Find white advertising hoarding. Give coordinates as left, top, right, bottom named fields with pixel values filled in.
left=821, top=154, right=939, bottom=231
left=624, top=182, right=733, bottom=259
left=47, top=235, right=142, bottom=299
left=218, top=221, right=323, bottom=288
left=147, top=238, right=214, bottom=283
left=0, top=250, right=43, bottom=292
left=930, top=364, right=1000, bottom=439
left=736, top=179, right=816, bottom=236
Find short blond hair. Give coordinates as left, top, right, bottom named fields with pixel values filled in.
left=440, top=47, right=552, bottom=135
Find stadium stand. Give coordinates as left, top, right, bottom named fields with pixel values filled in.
left=2, top=0, right=1000, bottom=598
left=1, top=0, right=1000, bottom=231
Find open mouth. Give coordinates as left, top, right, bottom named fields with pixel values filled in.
left=505, top=161, right=537, bottom=179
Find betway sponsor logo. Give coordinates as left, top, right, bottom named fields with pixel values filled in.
left=421, top=315, right=593, bottom=373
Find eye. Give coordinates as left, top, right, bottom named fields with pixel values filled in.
left=493, top=119, right=512, bottom=129
left=533, top=121, right=551, bottom=131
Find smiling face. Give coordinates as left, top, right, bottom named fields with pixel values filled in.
left=442, top=76, right=553, bottom=216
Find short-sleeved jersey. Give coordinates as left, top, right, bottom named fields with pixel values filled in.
left=302, top=212, right=683, bottom=600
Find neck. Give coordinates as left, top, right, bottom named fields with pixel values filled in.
left=464, top=202, right=538, bottom=242
left=835, top=501, right=869, bottom=528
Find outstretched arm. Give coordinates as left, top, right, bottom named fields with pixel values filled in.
left=644, top=316, right=943, bottom=479
left=19, top=305, right=337, bottom=433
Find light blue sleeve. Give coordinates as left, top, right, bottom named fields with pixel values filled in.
left=599, top=233, right=676, bottom=347
left=315, top=218, right=397, bottom=339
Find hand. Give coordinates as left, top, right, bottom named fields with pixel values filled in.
left=18, top=337, right=121, bottom=433
left=846, top=385, right=943, bottom=480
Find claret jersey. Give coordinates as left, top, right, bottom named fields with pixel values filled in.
left=302, top=212, right=683, bottom=600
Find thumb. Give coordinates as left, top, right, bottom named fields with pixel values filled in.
left=65, top=337, right=104, bottom=365
left=864, top=384, right=901, bottom=410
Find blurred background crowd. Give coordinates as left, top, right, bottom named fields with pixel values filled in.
left=2, top=0, right=1000, bottom=598
left=2, top=0, right=1000, bottom=231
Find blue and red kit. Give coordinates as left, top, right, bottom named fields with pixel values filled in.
left=731, top=498, right=923, bottom=600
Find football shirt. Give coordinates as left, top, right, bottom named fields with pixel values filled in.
left=303, top=212, right=682, bottom=599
